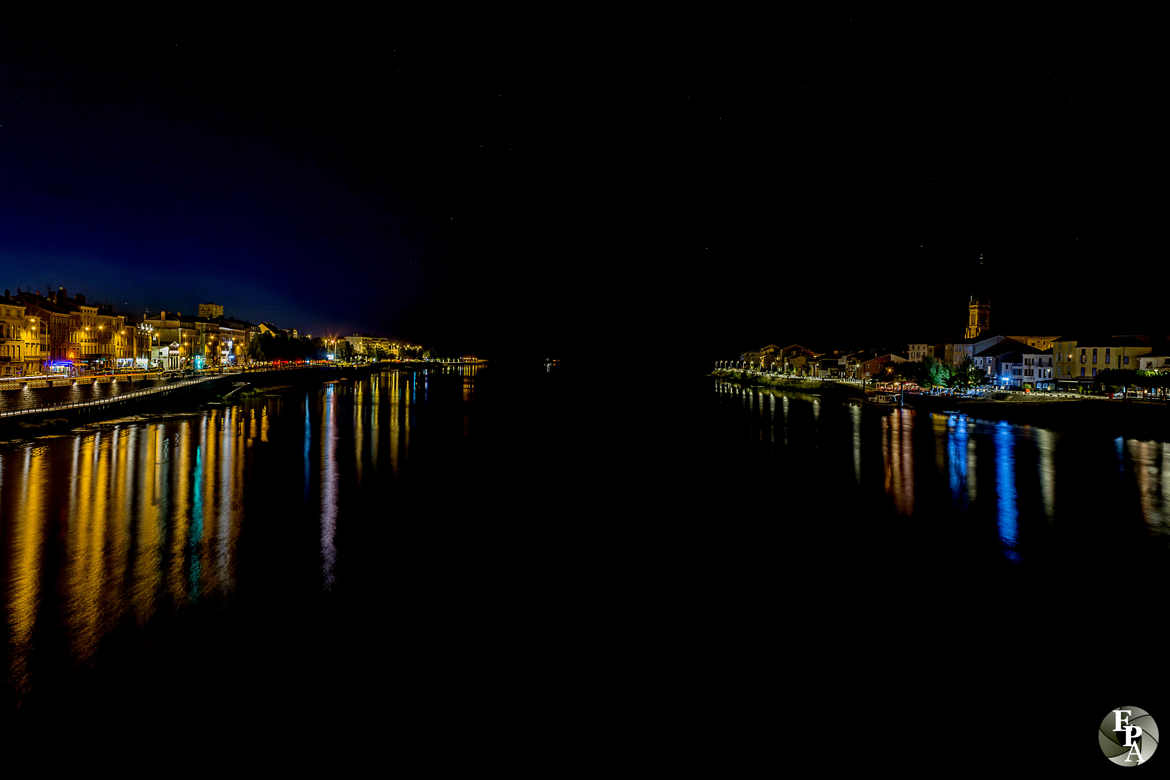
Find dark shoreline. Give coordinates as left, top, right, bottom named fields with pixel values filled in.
left=712, top=369, right=1170, bottom=439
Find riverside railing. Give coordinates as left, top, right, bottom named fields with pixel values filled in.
left=0, top=363, right=328, bottom=418
left=0, top=375, right=219, bottom=418
left=0, top=362, right=379, bottom=418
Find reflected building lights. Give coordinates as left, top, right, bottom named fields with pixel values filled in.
left=321, top=384, right=338, bottom=588
left=781, top=396, right=789, bottom=446
left=881, top=409, right=914, bottom=515
left=1034, top=428, right=1056, bottom=521
left=1128, top=439, right=1170, bottom=535
left=947, top=414, right=971, bottom=506
left=995, top=421, right=1020, bottom=562
left=354, top=379, right=364, bottom=485
left=850, top=404, right=861, bottom=484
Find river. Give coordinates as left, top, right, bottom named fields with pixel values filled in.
left=3, top=369, right=1169, bottom=766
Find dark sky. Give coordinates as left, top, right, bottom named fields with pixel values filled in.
left=1, top=13, right=1165, bottom=362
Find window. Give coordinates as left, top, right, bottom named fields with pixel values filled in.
left=1093, top=348, right=1098, bottom=364
left=1081, top=367, right=1086, bottom=377
left=1080, top=349, right=1087, bottom=363
left=1123, top=355, right=1130, bottom=365
left=1105, top=348, right=1111, bottom=364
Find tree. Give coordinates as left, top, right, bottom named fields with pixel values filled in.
left=1095, top=369, right=1141, bottom=395
left=247, top=335, right=266, bottom=363
left=905, top=356, right=955, bottom=389
left=921, top=356, right=953, bottom=389
left=337, top=340, right=355, bottom=361
left=946, top=357, right=983, bottom=391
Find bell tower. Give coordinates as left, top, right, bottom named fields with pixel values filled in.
left=965, top=295, right=991, bottom=339
left=964, top=252, right=990, bottom=339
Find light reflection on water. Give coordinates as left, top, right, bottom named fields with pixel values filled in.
left=994, top=420, right=1019, bottom=561
left=882, top=409, right=914, bottom=516
left=713, top=381, right=1170, bottom=556
left=2, top=367, right=480, bottom=701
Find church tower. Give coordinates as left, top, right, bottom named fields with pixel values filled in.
left=964, top=252, right=990, bottom=339
left=964, top=295, right=991, bottom=339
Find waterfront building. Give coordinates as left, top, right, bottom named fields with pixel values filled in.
left=216, top=319, right=251, bottom=365
left=143, top=311, right=198, bottom=368
left=0, top=299, right=27, bottom=377
left=65, top=301, right=130, bottom=371
left=16, top=289, right=89, bottom=373
left=946, top=334, right=1005, bottom=367
left=15, top=305, right=48, bottom=376
left=1020, top=351, right=1055, bottom=389
left=861, top=353, right=908, bottom=379
left=907, top=343, right=945, bottom=363
left=112, top=319, right=140, bottom=367
left=842, top=351, right=865, bottom=379
left=1139, top=355, right=1170, bottom=373
left=190, top=318, right=221, bottom=367
left=344, top=334, right=403, bottom=360
left=972, top=339, right=1030, bottom=385
left=814, top=354, right=845, bottom=378
left=777, top=344, right=819, bottom=375
left=1051, top=336, right=1152, bottom=388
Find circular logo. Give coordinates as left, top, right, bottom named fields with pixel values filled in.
left=1099, top=707, right=1159, bottom=767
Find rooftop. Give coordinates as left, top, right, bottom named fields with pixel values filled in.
left=974, top=338, right=1032, bottom=358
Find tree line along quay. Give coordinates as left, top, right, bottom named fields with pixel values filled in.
left=0, top=287, right=451, bottom=379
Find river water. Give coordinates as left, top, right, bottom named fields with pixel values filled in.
left=3, top=368, right=1169, bottom=765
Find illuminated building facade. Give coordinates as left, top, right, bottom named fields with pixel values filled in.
left=1020, top=351, right=1054, bottom=389
left=907, top=343, right=944, bottom=363
left=344, top=335, right=403, bottom=359
left=1052, top=336, right=1152, bottom=386
left=0, top=300, right=27, bottom=377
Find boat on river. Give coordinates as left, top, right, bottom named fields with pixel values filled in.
left=864, top=393, right=901, bottom=407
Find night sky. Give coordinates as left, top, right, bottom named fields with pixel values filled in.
left=2, top=14, right=1165, bottom=363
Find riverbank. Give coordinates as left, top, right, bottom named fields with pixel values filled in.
left=711, top=368, right=1170, bottom=438
left=0, top=364, right=375, bottom=440
left=710, top=369, right=864, bottom=398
